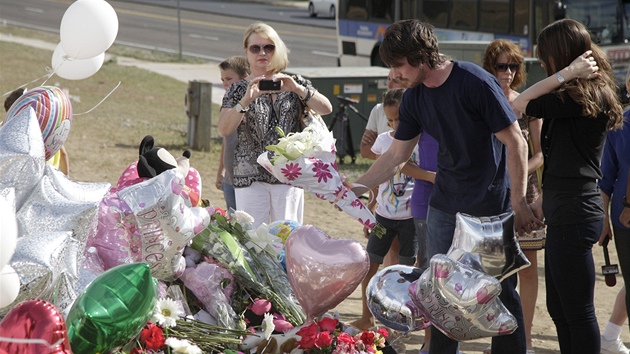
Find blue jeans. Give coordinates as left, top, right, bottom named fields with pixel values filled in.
left=414, top=218, right=428, bottom=270
left=426, top=206, right=526, bottom=354
left=545, top=221, right=602, bottom=353
left=221, top=181, right=236, bottom=212
left=613, top=225, right=630, bottom=332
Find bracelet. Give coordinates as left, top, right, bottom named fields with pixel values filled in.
left=303, top=88, right=316, bottom=103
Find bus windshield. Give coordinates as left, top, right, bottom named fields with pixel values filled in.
left=564, top=0, right=630, bottom=45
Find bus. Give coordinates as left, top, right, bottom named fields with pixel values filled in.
left=337, top=0, right=630, bottom=91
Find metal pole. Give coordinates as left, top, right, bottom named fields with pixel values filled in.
left=177, top=0, right=182, bottom=60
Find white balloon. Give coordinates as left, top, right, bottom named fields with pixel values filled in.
left=0, top=190, right=17, bottom=270
left=60, top=0, right=119, bottom=59
left=0, top=265, right=20, bottom=308
left=52, top=43, right=105, bottom=80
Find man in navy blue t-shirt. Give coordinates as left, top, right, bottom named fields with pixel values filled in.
left=350, top=20, right=542, bottom=354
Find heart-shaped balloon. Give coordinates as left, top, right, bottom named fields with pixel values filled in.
left=0, top=299, right=72, bottom=354
left=285, top=225, right=368, bottom=323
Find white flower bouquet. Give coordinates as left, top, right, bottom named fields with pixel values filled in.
left=257, top=125, right=379, bottom=231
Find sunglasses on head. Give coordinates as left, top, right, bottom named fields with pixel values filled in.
left=494, top=63, right=520, bottom=72
left=248, top=44, right=275, bottom=54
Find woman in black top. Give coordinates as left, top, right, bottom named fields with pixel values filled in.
left=513, top=19, right=624, bottom=353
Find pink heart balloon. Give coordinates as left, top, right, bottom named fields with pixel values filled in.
left=0, top=299, right=73, bottom=353
left=285, top=225, right=369, bottom=323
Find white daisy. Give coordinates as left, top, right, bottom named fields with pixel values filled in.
left=151, top=298, right=183, bottom=328
left=165, top=337, right=202, bottom=354
left=261, top=312, right=275, bottom=340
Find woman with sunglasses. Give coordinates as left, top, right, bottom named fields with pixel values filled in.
left=218, top=22, right=332, bottom=227
left=482, top=39, right=545, bottom=354
left=512, top=19, right=623, bottom=353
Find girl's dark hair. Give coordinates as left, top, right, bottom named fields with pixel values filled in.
left=379, top=19, right=446, bottom=69
left=382, top=88, right=405, bottom=107
left=537, top=19, right=622, bottom=129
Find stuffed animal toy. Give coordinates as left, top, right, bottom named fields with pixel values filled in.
left=115, top=135, right=202, bottom=206
left=137, top=135, right=190, bottom=178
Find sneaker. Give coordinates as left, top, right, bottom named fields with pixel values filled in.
left=601, top=336, right=630, bottom=354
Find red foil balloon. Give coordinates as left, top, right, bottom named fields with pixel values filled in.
left=0, top=299, right=72, bottom=353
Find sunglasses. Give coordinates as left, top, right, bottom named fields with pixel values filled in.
left=248, top=44, right=275, bottom=54
left=494, top=63, right=520, bottom=72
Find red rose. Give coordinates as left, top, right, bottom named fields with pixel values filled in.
left=377, top=328, right=389, bottom=338
left=296, top=322, right=319, bottom=349
left=314, top=331, right=333, bottom=348
left=317, top=317, right=338, bottom=333
left=336, top=332, right=357, bottom=346
left=360, top=331, right=376, bottom=346
left=140, top=323, right=165, bottom=350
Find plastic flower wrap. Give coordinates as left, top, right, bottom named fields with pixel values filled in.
left=191, top=212, right=306, bottom=326
left=258, top=125, right=379, bottom=232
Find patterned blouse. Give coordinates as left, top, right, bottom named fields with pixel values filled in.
left=222, top=75, right=315, bottom=188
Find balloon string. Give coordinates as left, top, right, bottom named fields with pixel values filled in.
left=0, top=336, right=64, bottom=348
left=74, top=81, right=121, bottom=116
left=1, top=72, right=53, bottom=98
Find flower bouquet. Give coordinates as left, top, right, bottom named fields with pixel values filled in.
left=119, top=297, right=249, bottom=354
left=295, top=317, right=390, bottom=354
left=257, top=125, right=382, bottom=235
left=190, top=211, right=306, bottom=327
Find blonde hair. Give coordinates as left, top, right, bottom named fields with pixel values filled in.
left=243, top=22, right=289, bottom=73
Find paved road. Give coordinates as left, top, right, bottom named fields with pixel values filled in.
left=122, top=0, right=336, bottom=29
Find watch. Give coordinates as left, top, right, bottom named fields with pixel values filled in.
left=556, top=72, right=566, bottom=84
left=623, top=196, right=630, bottom=208
left=235, top=102, right=249, bottom=113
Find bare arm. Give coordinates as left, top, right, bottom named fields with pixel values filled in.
left=495, top=121, right=542, bottom=234
left=59, top=145, right=69, bottom=177
left=599, top=190, right=612, bottom=245
left=360, top=129, right=378, bottom=160
left=527, top=118, right=544, bottom=175
left=352, top=137, right=419, bottom=195
left=216, top=137, right=226, bottom=190
left=401, top=162, right=436, bottom=184
left=512, top=51, right=599, bottom=114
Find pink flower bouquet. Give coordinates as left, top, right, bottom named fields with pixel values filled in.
left=257, top=124, right=377, bottom=230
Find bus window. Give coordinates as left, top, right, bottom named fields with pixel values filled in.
left=513, top=0, right=530, bottom=36
left=420, top=0, right=450, bottom=27
left=400, top=0, right=419, bottom=21
left=479, top=0, right=510, bottom=34
left=451, top=0, right=479, bottom=29
left=564, top=0, right=618, bottom=45
left=370, top=0, right=395, bottom=22
left=346, top=0, right=369, bottom=20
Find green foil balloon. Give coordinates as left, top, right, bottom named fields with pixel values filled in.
left=66, top=263, right=157, bottom=353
